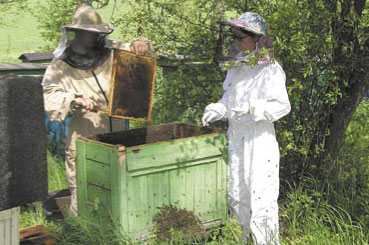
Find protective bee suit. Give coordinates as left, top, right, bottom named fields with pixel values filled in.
left=202, top=13, right=291, bottom=244
left=42, top=5, right=152, bottom=215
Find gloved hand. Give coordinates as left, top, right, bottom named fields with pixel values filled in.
left=201, top=111, right=219, bottom=127
left=231, top=102, right=250, bottom=116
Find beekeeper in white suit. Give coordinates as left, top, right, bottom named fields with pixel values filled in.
left=202, top=12, right=291, bottom=244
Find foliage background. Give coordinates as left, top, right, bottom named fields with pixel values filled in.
left=1, top=0, right=369, bottom=243
left=29, top=0, right=369, bottom=230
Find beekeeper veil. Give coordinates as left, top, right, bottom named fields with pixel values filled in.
left=53, top=4, right=114, bottom=69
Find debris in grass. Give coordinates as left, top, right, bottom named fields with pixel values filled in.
left=20, top=225, right=58, bottom=244
left=153, top=204, right=206, bottom=242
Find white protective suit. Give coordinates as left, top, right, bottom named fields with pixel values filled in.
left=204, top=61, right=290, bottom=244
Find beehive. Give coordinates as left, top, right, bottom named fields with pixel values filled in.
left=0, top=207, right=19, bottom=245
left=76, top=122, right=227, bottom=240
left=0, top=76, right=47, bottom=211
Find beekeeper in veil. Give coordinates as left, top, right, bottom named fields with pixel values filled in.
left=202, top=12, right=291, bottom=244
left=42, top=4, right=153, bottom=215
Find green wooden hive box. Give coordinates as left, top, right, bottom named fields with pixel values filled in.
left=76, top=122, right=228, bottom=240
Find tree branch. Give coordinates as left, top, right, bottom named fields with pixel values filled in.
left=354, top=0, right=366, bottom=15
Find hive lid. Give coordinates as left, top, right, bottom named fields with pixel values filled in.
left=108, top=50, right=156, bottom=122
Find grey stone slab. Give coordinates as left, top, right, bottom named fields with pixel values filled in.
left=0, top=76, right=48, bottom=211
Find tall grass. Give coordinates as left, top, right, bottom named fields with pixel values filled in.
left=20, top=152, right=67, bottom=230
left=55, top=216, right=134, bottom=245
left=47, top=151, right=68, bottom=192
left=280, top=187, right=369, bottom=245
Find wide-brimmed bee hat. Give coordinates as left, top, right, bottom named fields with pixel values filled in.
left=64, top=5, right=114, bottom=34
left=226, top=12, right=266, bottom=36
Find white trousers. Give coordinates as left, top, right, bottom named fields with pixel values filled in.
left=227, top=121, right=280, bottom=245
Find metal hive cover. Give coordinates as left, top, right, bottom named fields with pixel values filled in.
left=108, top=49, right=156, bottom=122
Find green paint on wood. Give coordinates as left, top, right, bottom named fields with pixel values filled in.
left=109, top=148, right=121, bottom=226
left=76, top=123, right=228, bottom=240
left=86, top=184, right=112, bottom=225
left=86, top=159, right=111, bottom=189
left=76, top=140, right=88, bottom=218
left=126, top=135, right=224, bottom=172
left=85, top=142, right=111, bottom=164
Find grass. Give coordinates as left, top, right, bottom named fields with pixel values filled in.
left=279, top=188, right=369, bottom=244
left=47, top=151, right=69, bottom=192
left=19, top=152, right=67, bottom=230
left=0, top=1, right=49, bottom=63
left=0, top=0, right=124, bottom=63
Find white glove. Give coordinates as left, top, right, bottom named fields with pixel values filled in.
left=231, top=102, right=250, bottom=116
left=201, top=111, right=219, bottom=126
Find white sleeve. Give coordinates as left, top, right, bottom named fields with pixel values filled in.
left=42, top=60, right=77, bottom=121
left=204, top=71, right=232, bottom=121
left=249, top=63, right=291, bottom=122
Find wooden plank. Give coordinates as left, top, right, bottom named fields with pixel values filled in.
left=140, top=176, right=150, bottom=228
left=0, top=70, right=45, bottom=77
left=169, top=169, right=187, bottom=209
left=87, top=184, right=111, bottom=208
left=0, top=207, right=19, bottom=245
left=109, top=148, right=121, bottom=226
left=18, top=52, right=53, bottom=62
left=137, top=176, right=149, bottom=232
left=19, top=225, right=57, bottom=243
left=194, top=163, right=205, bottom=220
left=184, top=167, right=195, bottom=211
left=203, top=161, right=218, bottom=221
left=146, top=174, right=155, bottom=227
left=127, top=156, right=221, bottom=177
left=86, top=159, right=111, bottom=189
left=127, top=175, right=150, bottom=235
left=0, top=62, right=47, bottom=71
left=76, top=140, right=88, bottom=218
left=0, top=209, right=11, bottom=220
left=147, top=172, right=170, bottom=224
left=0, top=220, right=4, bottom=245
left=126, top=135, right=225, bottom=172
left=116, top=149, right=130, bottom=236
left=86, top=184, right=112, bottom=225
left=4, top=219, right=10, bottom=245
left=126, top=176, right=138, bottom=233
left=85, top=141, right=111, bottom=164
left=218, top=157, right=228, bottom=223
left=10, top=208, right=19, bottom=245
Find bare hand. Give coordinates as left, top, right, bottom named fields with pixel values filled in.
left=131, top=40, right=148, bottom=55
left=74, top=98, right=98, bottom=111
